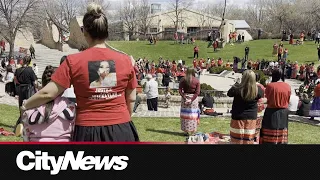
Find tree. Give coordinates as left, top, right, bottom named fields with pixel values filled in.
left=79, top=0, right=111, bottom=15
left=119, top=0, right=139, bottom=40
left=218, top=0, right=227, bottom=35
left=167, top=0, right=193, bottom=31
left=137, top=0, right=152, bottom=36
left=42, top=0, right=78, bottom=34
left=0, top=0, right=40, bottom=57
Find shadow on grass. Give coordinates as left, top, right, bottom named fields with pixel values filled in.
left=0, top=123, right=15, bottom=129
left=146, top=129, right=185, bottom=137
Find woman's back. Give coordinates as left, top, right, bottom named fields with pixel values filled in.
left=22, top=96, right=76, bottom=142
left=51, top=47, right=137, bottom=127
left=228, top=85, right=263, bottom=120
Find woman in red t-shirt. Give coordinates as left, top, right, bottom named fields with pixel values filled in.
left=19, top=3, right=139, bottom=142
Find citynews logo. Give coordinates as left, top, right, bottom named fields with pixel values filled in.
left=16, top=151, right=129, bottom=175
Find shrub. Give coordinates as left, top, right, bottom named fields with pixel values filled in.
left=254, top=70, right=268, bottom=87
left=209, top=67, right=233, bottom=74
left=200, top=83, right=214, bottom=96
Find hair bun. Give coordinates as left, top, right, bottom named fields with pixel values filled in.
left=87, top=3, right=103, bottom=17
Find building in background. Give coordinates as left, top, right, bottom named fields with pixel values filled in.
left=228, top=20, right=252, bottom=41
left=151, top=3, right=161, bottom=14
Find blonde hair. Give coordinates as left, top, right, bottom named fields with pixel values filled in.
left=83, top=3, right=108, bottom=40
left=235, top=70, right=257, bottom=101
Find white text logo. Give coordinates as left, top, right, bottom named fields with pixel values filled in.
left=16, top=151, right=129, bottom=175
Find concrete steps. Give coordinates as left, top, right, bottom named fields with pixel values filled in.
left=32, top=43, right=78, bottom=78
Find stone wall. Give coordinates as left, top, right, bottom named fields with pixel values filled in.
left=138, top=94, right=267, bottom=108
left=68, top=16, right=88, bottom=50
left=39, top=20, right=64, bottom=51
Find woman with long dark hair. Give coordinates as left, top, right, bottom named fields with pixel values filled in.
left=19, top=3, right=139, bottom=142
left=14, top=56, right=37, bottom=131
left=3, top=65, right=15, bottom=96
left=15, top=66, right=76, bottom=141
left=179, top=68, right=200, bottom=136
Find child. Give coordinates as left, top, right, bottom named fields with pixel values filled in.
left=164, top=87, right=171, bottom=108
left=16, top=65, right=76, bottom=142
left=283, top=48, right=288, bottom=60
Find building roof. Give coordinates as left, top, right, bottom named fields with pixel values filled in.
left=228, top=20, right=250, bottom=29
left=149, top=8, right=224, bottom=22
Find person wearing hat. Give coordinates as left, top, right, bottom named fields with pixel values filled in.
left=144, top=74, right=159, bottom=111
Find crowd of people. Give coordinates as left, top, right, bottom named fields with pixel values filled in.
left=1, top=3, right=320, bottom=144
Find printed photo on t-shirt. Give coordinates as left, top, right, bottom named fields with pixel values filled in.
left=88, top=60, right=117, bottom=88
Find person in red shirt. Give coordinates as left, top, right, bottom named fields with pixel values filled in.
left=174, top=32, right=178, bottom=44
left=20, top=3, right=139, bottom=142
left=217, top=58, right=223, bottom=67
left=213, top=40, right=218, bottom=52
left=179, top=68, right=200, bottom=136
left=261, top=69, right=291, bottom=144
left=0, top=38, right=5, bottom=52
left=194, top=46, right=199, bottom=58
left=193, top=58, right=197, bottom=68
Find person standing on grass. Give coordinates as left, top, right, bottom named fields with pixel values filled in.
left=194, top=45, right=199, bottom=59
left=19, top=3, right=139, bottom=142
left=317, top=45, right=320, bottom=61
left=260, top=69, right=291, bottom=144
left=228, top=70, right=263, bottom=144
left=179, top=68, right=200, bottom=136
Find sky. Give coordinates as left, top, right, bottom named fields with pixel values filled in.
left=108, top=0, right=251, bottom=10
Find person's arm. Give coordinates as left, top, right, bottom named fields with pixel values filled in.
left=179, top=79, right=186, bottom=100
left=144, top=82, right=150, bottom=94
left=126, top=88, right=136, bottom=117
left=191, top=80, right=200, bottom=102
left=22, top=57, right=71, bottom=111
left=22, top=81, right=66, bottom=110
left=126, top=59, right=138, bottom=116
left=227, top=86, right=236, bottom=97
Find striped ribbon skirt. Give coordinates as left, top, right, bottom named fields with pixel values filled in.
left=230, top=119, right=258, bottom=144
left=180, top=94, right=200, bottom=133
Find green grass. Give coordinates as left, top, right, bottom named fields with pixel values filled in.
left=108, top=40, right=319, bottom=66
left=1, top=104, right=320, bottom=144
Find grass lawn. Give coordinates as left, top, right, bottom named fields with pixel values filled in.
left=1, top=104, right=320, bottom=144
left=108, top=40, right=319, bottom=66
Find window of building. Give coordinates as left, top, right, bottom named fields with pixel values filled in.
left=150, top=28, right=158, bottom=33
left=187, top=27, right=200, bottom=33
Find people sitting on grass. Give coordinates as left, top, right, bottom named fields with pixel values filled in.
left=297, top=93, right=311, bottom=117
left=199, top=92, right=215, bottom=115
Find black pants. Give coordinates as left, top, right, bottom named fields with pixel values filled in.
left=278, top=54, right=282, bottom=61
left=194, top=52, right=198, bottom=58
left=147, top=97, right=158, bottom=111
left=315, top=38, right=320, bottom=44
left=14, top=84, right=35, bottom=131
left=245, top=54, right=248, bottom=61
left=31, top=52, right=35, bottom=59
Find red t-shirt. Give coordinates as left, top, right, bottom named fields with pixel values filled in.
left=51, top=47, right=137, bottom=126
left=194, top=47, right=199, bottom=52
left=265, top=82, right=291, bottom=109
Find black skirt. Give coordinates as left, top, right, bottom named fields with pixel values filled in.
left=72, top=121, right=140, bottom=142
left=260, top=108, right=289, bottom=144
left=5, top=82, right=15, bottom=96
